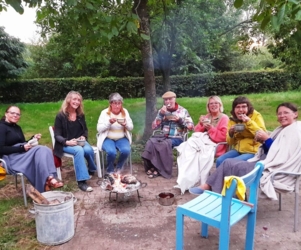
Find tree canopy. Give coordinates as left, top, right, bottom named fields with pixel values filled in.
left=0, top=27, right=28, bottom=81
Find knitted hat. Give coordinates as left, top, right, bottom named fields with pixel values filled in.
left=162, top=91, right=176, bottom=99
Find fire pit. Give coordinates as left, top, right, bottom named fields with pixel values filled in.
left=100, top=173, right=147, bottom=213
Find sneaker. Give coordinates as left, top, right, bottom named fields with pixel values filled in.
left=78, top=181, right=93, bottom=192
left=189, top=187, right=204, bottom=195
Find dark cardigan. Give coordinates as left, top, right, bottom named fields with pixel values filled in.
left=0, top=120, right=27, bottom=158
left=53, top=112, right=89, bottom=158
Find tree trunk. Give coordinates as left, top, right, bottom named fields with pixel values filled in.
left=134, top=0, right=157, bottom=141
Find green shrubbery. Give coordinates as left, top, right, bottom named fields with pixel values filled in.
left=1, top=70, right=301, bottom=103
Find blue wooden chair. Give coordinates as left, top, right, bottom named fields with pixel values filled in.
left=176, top=162, right=264, bottom=250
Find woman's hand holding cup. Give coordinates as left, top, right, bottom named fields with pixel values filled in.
left=117, top=118, right=126, bottom=126
left=229, top=125, right=235, bottom=137
left=254, top=129, right=269, bottom=143
left=109, top=118, right=117, bottom=124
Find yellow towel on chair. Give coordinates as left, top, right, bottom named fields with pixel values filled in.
left=221, top=176, right=246, bottom=201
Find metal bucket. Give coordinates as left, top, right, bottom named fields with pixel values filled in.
left=33, top=191, right=75, bottom=245
left=156, top=192, right=175, bottom=206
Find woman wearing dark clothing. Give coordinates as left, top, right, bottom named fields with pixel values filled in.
left=0, top=106, right=63, bottom=193
left=54, top=91, right=97, bottom=192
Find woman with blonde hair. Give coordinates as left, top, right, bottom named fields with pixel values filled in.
left=54, top=91, right=97, bottom=192
left=194, top=95, right=229, bottom=156
left=175, top=96, right=229, bottom=194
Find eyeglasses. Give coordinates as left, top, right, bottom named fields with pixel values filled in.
left=277, top=111, right=295, bottom=116
left=111, top=102, right=122, bottom=106
left=235, top=105, right=248, bottom=109
left=209, top=102, right=219, bottom=106
left=7, top=111, right=21, bottom=117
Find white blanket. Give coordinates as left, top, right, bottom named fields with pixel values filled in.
left=174, top=132, right=216, bottom=194
left=248, top=121, right=301, bottom=200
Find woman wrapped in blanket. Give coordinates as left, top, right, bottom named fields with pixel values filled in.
left=189, top=102, right=301, bottom=200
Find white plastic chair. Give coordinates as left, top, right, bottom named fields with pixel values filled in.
left=96, top=133, right=132, bottom=175
left=0, top=158, right=27, bottom=207
left=49, top=126, right=102, bottom=180
left=270, top=170, right=301, bottom=232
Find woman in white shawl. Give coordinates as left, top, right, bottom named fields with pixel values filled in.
left=175, top=96, right=229, bottom=194
left=189, top=102, right=301, bottom=200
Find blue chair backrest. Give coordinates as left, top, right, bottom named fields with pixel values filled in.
left=221, top=162, right=264, bottom=212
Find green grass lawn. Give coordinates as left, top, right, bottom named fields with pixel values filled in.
left=0, top=90, right=300, bottom=249
left=1, top=91, right=300, bottom=147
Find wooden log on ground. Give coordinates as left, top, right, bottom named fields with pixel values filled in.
left=26, top=184, right=50, bottom=204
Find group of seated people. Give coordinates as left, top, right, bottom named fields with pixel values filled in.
left=0, top=91, right=133, bottom=193
left=1, top=90, right=300, bottom=200
left=142, top=91, right=301, bottom=200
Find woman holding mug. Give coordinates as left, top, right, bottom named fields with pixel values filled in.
left=194, top=95, right=229, bottom=156
left=54, top=91, right=97, bottom=192
left=215, top=96, right=266, bottom=167
left=97, top=93, right=133, bottom=174
left=190, top=102, right=301, bottom=198
left=0, top=106, right=63, bottom=193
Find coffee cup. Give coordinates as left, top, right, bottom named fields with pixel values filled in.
left=77, top=140, right=85, bottom=146
left=117, top=118, right=125, bottom=124
left=28, top=138, right=38, bottom=147
left=202, top=118, right=210, bottom=124
left=234, top=124, right=245, bottom=132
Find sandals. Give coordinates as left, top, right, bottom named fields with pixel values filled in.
left=46, top=176, right=64, bottom=189
left=148, top=171, right=160, bottom=179
left=146, top=168, right=155, bottom=176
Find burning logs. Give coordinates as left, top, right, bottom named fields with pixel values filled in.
left=101, top=173, right=140, bottom=193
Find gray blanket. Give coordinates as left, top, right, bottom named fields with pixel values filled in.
left=141, top=137, right=173, bottom=178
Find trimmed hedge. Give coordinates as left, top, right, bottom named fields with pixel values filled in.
left=0, top=70, right=300, bottom=103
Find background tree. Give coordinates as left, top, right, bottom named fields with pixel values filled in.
left=0, top=26, right=28, bottom=82
left=149, top=0, right=253, bottom=91
left=33, top=0, right=156, bottom=140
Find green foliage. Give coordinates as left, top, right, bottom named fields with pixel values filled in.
left=267, top=20, right=301, bottom=71
left=236, top=0, right=301, bottom=37
left=0, top=0, right=41, bottom=14
left=231, top=47, right=281, bottom=71
left=150, top=0, right=245, bottom=78
left=35, top=0, right=140, bottom=65
left=0, top=27, right=28, bottom=81
left=1, top=70, right=301, bottom=103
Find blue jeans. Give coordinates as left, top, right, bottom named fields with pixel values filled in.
left=63, top=141, right=97, bottom=181
left=102, top=137, right=131, bottom=173
left=215, top=149, right=254, bottom=168
left=170, top=138, right=183, bottom=148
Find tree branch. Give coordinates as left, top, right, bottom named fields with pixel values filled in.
left=219, top=19, right=253, bottom=36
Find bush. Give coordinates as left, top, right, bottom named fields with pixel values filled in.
left=0, top=70, right=300, bottom=103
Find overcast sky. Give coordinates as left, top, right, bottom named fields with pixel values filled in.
left=0, top=6, right=40, bottom=43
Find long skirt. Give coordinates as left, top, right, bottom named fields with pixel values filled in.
left=207, top=158, right=257, bottom=194
left=3, top=145, right=57, bottom=193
